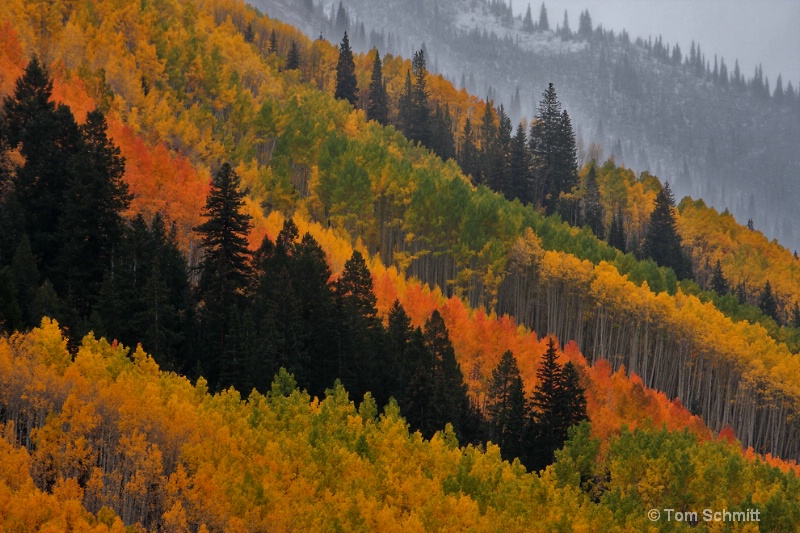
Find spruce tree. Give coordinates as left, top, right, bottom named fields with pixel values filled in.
left=409, top=49, right=431, bottom=147
left=424, top=309, right=470, bottom=441
left=478, top=99, right=497, bottom=187
left=530, top=337, right=563, bottom=468
left=366, top=51, right=389, bottom=125
left=558, top=362, right=588, bottom=430
left=334, top=32, right=358, bottom=106
left=487, top=350, right=529, bottom=463
left=459, top=117, right=479, bottom=181
left=642, top=183, right=691, bottom=280
left=710, top=259, right=729, bottom=296
left=384, top=300, right=412, bottom=406
left=268, top=30, right=278, bottom=54
left=194, top=163, right=253, bottom=389
left=608, top=208, right=626, bottom=252
left=58, top=109, right=131, bottom=316
left=523, top=4, right=535, bottom=32
left=285, top=41, right=301, bottom=71
left=758, top=281, right=779, bottom=323
left=791, top=302, right=800, bottom=329
left=335, top=250, right=381, bottom=400
left=509, top=122, right=531, bottom=204
left=243, top=22, right=255, bottom=44
left=538, top=2, right=549, bottom=31
left=583, top=164, right=604, bottom=239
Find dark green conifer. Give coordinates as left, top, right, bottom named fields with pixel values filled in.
left=642, top=183, right=691, bottom=280
left=487, top=350, right=529, bottom=462
left=285, top=41, right=301, bottom=71
left=334, top=32, right=358, bottom=106
left=366, top=51, right=389, bottom=125
left=608, top=208, right=626, bottom=252
left=758, top=280, right=779, bottom=323
left=194, top=163, right=253, bottom=389
left=583, top=164, right=604, bottom=239
left=710, top=260, right=729, bottom=296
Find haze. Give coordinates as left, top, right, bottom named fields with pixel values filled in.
left=511, top=0, right=800, bottom=88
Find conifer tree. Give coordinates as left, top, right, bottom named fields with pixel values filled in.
left=285, top=41, right=301, bottom=70
left=335, top=250, right=381, bottom=400
left=487, top=350, right=529, bottom=462
left=710, top=260, right=729, bottom=296
left=268, top=30, right=278, bottom=54
left=791, top=302, right=800, bottom=329
left=523, top=4, right=535, bottom=32
left=410, top=49, right=432, bottom=147
left=366, top=51, right=389, bottom=125
left=384, top=300, right=412, bottom=405
left=243, top=22, right=255, bottom=44
left=334, top=32, right=358, bottom=106
left=558, top=362, right=588, bottom=430
left=608, top=208, right=626, bottom=252
left=530, top=337, right=563, bottom=467
left=583, top=164, right=604, bottom=239
left=424, top=309, right=470, bottom=440
left=194, top=163, right=253, bottom=389
left=538, top=2, right=549, bottom=31
left=758, top=281, right=779, bottom=323
left=58, top=109, right=130, bottom=315
left=459, top=117, right=479, bottom=181
left=509, top=122, right=531, bottom=203
left=642, top=183, right=691, bottom=280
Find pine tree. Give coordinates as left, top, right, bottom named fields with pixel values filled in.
left=424, top=309, right=470, bottom=441
left=558, top=362, right=588, bottom=430
left=384, top=300, right=412, bottom=406
left=366, top=51, right=389, bottom=125
left=530, top=337, right=563, bottom=468
left=791, top=302, right=800, bottom=329
left=397, top=70, right=414, bottom=138
left=608, top=208, right=626, bottom=252
left=509, top=122, right=531, bottom=204
left=57, top=109, right=131, bottom=316
left=710, top=260, right=729, bottom=296
left=523, top=4, right=535, bottom=32
left=268, top=30, right=278, bottom=54
left=459, top=117, right=479, bottom=181
left=583, top=164, right=604, bottom=239
left=335, top=250, right=381, bottom=400
left=334, top=32, right=358, bottom=106
left=642, top=183, right=691, bottom=280
left=409, top=49, right=431, bottom=147
left=758, top=281, right=779, bottom=323
left=194, top=163, right=253, bottom=389
left=487, top=350, right=529, bottom=463
left=478, top=99, right=497, bottom=187
left=529, top=83, right=577, bottom=213
left=538, top=2, right=549, bottom=31
left=243, top=22, right=255, bottom=44
left=285, top=41, right=301, bottom=71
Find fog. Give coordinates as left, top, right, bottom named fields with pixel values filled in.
left=510, top=0, right=800, bottom=87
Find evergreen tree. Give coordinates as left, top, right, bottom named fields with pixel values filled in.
left=384, top=300, right=412, bottom=406
left=583, top=164, right=604, bottom=239
left=495, top=105, right=513, bottom=197
left=430, top=103, right=456, bottom=162
left=578, top=10, right=593, bottom=39
left=710, top=259, right=729, bottom=296
left=530, top=337, right=563, bottom=468
left=459, top=117, right=479, bottom=181
left=558, top=362, right=588, bottom=430
left=335, top=250, right=381, bottom=400
left=758, top=281, right=779, bottom=323
left=642, top=183, right=691, bottom=280
left=334, top=32, right=358, bottom=106
left=523, top=4, right=535, bottom=32
left=608, top=208, right=626, bottom=252
left=285, top=41, right=301, bottom=71
left=402, top=326, right=436, bottom=436
left=478, top=99, right=497, bottom=187
left=424, top=309, right=470, bottom=440
left=366, top=51, right=389, bottom=125
left=529, top=83, right=577, bottom=213
left=509, top=122, right=531, bottom=204
left=538, top=2, right=549, bottom=31
left=409, top=49, right=432, bottom=147
left=487, top=350, right=529, bottom=463
left=268, top=30, right=278, bottom=54
left=194, top=163, right=253, bottom=389
left=243, top=22, right=255, bottom=44
left=791, top=302, right=800, bottom=329
left=397, top=70, right=414, bottom=138
left=57, top=109, right=131, bottom=316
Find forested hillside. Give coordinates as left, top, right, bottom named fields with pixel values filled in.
left=1, top=0, right=800, bottom=529
left=263, top=0, right=800, bottom=252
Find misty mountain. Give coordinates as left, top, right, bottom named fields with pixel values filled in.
left=254, top=0, right=800, bottom=251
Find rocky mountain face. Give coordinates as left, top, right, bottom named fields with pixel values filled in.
left=254, top=0, right=800, bottom=251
